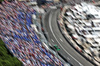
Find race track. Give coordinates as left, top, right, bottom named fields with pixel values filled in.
left=43, top=9, right=93, bottom=66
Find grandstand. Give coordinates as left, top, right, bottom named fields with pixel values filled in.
left=0, top=1, right=63, bottom=66
left=63, top=2, right=100, bottom=65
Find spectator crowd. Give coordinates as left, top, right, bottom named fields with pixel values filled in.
left=0, top=1, right=63, bottom=66
left=18, top=0, right=37, bottom=2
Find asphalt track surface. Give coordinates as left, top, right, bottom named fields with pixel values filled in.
left=43, top=9, right=94, bottom=66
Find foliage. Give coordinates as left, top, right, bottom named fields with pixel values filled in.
left=0, top=39, right=22, bottom=66
left=0, top=0, right=3, bottom=2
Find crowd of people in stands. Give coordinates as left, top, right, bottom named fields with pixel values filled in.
left=19, top=0, right=37, bottom=2
left=0, top=1, right=63, bottom=66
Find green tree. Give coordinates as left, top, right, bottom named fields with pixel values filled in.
left=13, top=57, right=22, bottom=66
left=0, top=39, right=22, bottom=66
left=1, top=60, right=12, bottom=66
left=0, top=0, right=3, bottom=2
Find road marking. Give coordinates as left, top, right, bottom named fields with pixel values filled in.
left=60, top=38, right=63, bottom=42
left=67, top=57, right=70, bottom=60
left=49, top=10, right=83, bottom=66
left=51, top=39, right=54, bottom=42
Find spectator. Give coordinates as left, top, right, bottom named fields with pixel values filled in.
left=0, top=0, right=63, bottom=66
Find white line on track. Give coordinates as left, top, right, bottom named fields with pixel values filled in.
left=60, top=38, right=63, bottom=42
left=49, top=10, right=83, bottom=66
left=51, top=39, right=54, bottom=42
left=67, top=57, right=70, bottom=60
